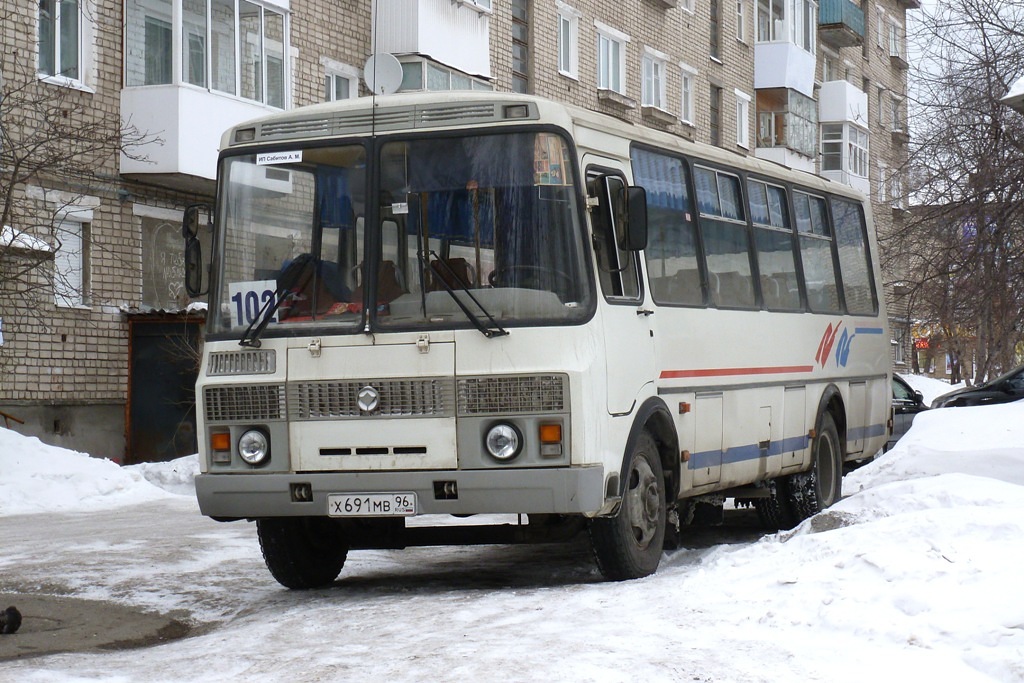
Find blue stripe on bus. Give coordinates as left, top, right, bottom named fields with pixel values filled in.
left=687, top=424, right=886, bottom=470
left=853, top=327, right=884, bottom=335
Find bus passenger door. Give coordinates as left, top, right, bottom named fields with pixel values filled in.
left=585, top=159, right=655, bottom=415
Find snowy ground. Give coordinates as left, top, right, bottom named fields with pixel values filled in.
left=1, top=379, right=1023, bottom=682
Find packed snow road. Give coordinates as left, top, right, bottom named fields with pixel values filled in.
left=2, top=387, right=1024, bottom=682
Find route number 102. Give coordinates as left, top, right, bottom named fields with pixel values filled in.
left=227, top=280, right=277, bottom=326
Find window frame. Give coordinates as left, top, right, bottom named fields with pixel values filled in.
left=53, top=218, right=90, bottom=308
left=323, top=59, right=360, bottom=102
left=680, top=63, right=698, bottom=125
left=735, top=89, right=752, bottom=149
left=642, top=48, right=668, bottom=110
left=38, top=0, right=95, bottom=91
left=595, top=21, right=629, bottom=95
left=556, top=2, right=581, bottom=79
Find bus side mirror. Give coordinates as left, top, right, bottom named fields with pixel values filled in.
left=625, top=186, right=648, bottom=252
left=183, top=203, right=211, bottom=297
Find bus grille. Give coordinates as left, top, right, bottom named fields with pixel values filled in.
left=204, top=384, right=285, bottom=422
left=288, top=378, right=456, bottom=419
left=207, top=350, right=276, bottom=376
left=457, top=375, right=567, bottom=415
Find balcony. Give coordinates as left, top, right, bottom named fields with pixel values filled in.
left=754, top=42, right=816, bottom=99
left=374, top=0, right=490, bottom=78
left=818, top=80, right=868, bottom=127
left=896, top=0, right=921, bottom=8
left=818, top=0, right=865, bottom=49
left=121, top=86, right=275, bottom=195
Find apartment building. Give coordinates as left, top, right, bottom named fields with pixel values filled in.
left=0, top=0, right=914, bottom=460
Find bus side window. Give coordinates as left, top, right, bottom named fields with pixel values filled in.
left=587, top=172, right=641, bottom=301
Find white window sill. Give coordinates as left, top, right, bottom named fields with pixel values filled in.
left=38, top=74, right=96, bottom=94
left=558, top=69, right=580, bottom=82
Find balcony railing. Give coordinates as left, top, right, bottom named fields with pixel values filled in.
left=818, top=0, right=865, bottom=48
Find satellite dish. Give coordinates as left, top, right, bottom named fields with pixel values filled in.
left=363, top=53, right=403, bottom=95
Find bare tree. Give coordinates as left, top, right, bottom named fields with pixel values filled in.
left=0, top=21, right=154, bottom=371
left=883, top=0, right=1024, bottom=382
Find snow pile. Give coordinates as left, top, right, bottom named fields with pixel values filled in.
left=899, top=372, right=965, bottom=404
left=0, top=429, right=197, bottom=516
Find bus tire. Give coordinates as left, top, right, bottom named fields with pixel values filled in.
left=257, top=517, right=349, bottom=589
left=752, top=478, right=796, bottom=530
left=786, top=413, right=842, bottom=523
left=589, top=431, right=666, bottom=581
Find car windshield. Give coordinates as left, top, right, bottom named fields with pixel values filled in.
left=206, top=131, right=593, bottom=337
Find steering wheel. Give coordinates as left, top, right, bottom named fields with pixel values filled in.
left=488, top=265, right=574, bottom=292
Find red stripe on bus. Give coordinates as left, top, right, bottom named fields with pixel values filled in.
left=659, top=365, right=815, bottom=379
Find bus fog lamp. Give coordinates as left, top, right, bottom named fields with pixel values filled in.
left=238, top=429, right=270, bottom=465
left=485, top=423, right=522, bottom=461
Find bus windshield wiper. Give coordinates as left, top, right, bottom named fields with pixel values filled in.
left=424, top=250, right=508, bottom=339
left=239, top=253, right=315, bottom=347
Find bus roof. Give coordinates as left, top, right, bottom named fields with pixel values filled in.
left=221, top=91, right=865, bottom=203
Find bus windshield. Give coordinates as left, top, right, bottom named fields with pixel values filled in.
left=207, top=130, right=593, bottom=337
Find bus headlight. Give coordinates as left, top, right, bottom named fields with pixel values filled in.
left=238, top=429, right=270, bottom=466
left=485, top=423, right=523, bottom=461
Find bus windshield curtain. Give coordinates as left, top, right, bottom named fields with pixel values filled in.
left=317, top=167, right=353, bottom=231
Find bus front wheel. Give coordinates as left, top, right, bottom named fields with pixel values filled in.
left=257, top=517, right=349, bottom=589
left=590, top=431, right=666, bottom=581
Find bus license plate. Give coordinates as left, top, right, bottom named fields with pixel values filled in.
left=327, top=493, right=417, bottom=517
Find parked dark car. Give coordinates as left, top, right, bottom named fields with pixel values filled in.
left=931, top=364, right=1024, bottom=408
left=888, top=374, right=929, bottom=450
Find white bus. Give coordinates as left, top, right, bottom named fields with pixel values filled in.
left=184, top=92, right=891, bottom=587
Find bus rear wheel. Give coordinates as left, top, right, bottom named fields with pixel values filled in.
left=257, top=517, right=349, bottom=589
left=786, top=413, right=842, bottom=523
left=590, top=431, right=666, bottom=581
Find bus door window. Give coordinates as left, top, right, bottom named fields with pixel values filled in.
left=587, top=171, right=641, bottom=301
left=694, top=166, right=756, bottom=309
left=630, top=148, right=705, bottom=306
left=830, top=197, right=878, bottom=315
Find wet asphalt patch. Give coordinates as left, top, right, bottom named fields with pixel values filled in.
left=0, top=593, right=192, bottom=661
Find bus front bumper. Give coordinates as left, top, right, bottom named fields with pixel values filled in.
left=195, top=466, right=606, bottom=519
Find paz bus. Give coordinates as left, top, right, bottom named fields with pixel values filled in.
left=183, top=91, right=890, bottom=587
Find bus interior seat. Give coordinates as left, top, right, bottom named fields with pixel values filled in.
left=428, top=257, right=475, bottom=290
left=354, top=260, right=406, bottom=304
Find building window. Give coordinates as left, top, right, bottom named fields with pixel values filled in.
left=642, top=50, right=667, bottom=109
left=324, top=65, right=358, bottom=101
left=893, top=327, right=906, bottom=365
left=737, top=0, right=747, bottom=42
left=596, top=22, right=628, bottom=94
left=54, top=219, right=88, bottom=308
left=821, top=123, right=869, bottom=178
left=889, top=94, right=903, bottom=131
left=125, top=0, right=288, bottom=108
left=888, top=20, right=904, bottom=59
left=557, top=2, right=580, bottom=79
left=878, top=164, right=888, bottom=202
left=38, top=0, right=85, bottom=82
left=736, top=89, right=751, bottom=149
left=511, top=0, right=530, bottom=93
left=680, top=63, right=697, bottom=124
left=710, top=85, right=723, bottom=146
left=710, top=0, right=721, bottom=59
left=398, top=59, right=492, bottom=92
left=756, top=0, right=815, bottom=52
